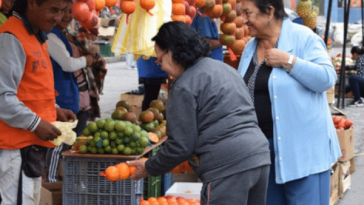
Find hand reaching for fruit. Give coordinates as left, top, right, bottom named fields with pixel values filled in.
left=127, top=158, right=149, bottom=180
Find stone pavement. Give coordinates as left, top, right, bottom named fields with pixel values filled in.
left=100, top=59, right=364, bottom=204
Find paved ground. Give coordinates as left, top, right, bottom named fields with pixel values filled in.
left=100, top=53, right=364, bottom=203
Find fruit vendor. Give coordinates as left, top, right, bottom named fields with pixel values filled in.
left=0, top=0, right=76, bottom=203
left=346, top=46, right=364, bottom=107
left=44, top=0, right=94, bottom=183
left=128, top=22, right=271, bottom=205
left=190, top=9, right=223, bottom=61
left=237, top=0, right=342, bottom=204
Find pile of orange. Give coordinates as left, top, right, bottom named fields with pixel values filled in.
left=140, top=196, right=200, bottom=205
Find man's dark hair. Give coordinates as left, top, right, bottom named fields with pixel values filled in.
left=251, top=0, right=288, bottom=20
left=152, top=21, right=211, bottom=69
left=351, top=46, right=364, bottom=55
left=10, top=0, right=49, bottom=15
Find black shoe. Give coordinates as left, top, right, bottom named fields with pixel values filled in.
left=348, top=99, right=364, bottom=107
left=130, top=88, right=144, bottom=95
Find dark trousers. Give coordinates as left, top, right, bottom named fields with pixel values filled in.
left=45, top=111, right=89, bottom=182
left=200, top=165, right=270, bottom=205
left=349, top=75, right=364, bottom=101
left=142, top=83, right=161, bottom=111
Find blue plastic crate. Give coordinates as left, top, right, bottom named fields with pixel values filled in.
left=62, top=156, right=143, bottom=205
left=162, top=173, right=174, bottom=196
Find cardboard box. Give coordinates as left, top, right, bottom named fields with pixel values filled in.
left=327, top=87, right=335, bottom=104
left=336, top=126, right=354, bottom=162
left=330, top=163, right=339, bottom=205
left=349, top=157, right=356, bottom=174
left=338, top=160, right=351, bottom=197
left=165, top=182, right=202, bottom=199
left=98, top=27, right=117, bottom=45
left=39, top=182, right=63, bottom=205
left=120, top=93, right=144, bottom=107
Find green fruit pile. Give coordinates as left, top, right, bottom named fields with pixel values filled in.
left=79, top=118, right=150, bottom=155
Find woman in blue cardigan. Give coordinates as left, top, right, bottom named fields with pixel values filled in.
left=237, top=0, right=341, bottom=204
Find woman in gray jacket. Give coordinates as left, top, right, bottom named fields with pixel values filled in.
left=128, top=22, right=271, bottom=205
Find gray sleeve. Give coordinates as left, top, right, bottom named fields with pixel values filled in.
left=0, top=33, right=41, bottom=131
left=145, top=87, right=199, bottom=176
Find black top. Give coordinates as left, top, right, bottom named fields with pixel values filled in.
left=244, top=58, right=274, bottom=138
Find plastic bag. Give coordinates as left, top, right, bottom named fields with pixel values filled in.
left=51, top=120, right=78, bottom=146
left=111, top=0, right=172, bottom=57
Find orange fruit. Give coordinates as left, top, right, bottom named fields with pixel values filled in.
left=157, top=197, right=168, bottom=204
left=116, top=162, right=130, bottom=180
left=100, top=166, right=119, bottom=182
left=148, top=132, right=159, bottom=143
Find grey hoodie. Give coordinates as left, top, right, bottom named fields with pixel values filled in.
left=145, top=57, right=270, bottom=182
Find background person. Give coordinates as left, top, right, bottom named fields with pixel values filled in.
left=237, top=0, right=341, bottom=204
left=136, top=56, right=169, bottom=111
left=128, top=22, right=271, bottom=205
left=0, top=0, right=14, bottom=25
left=0, top=0, right=76, bottom=202
left=44, top=0, right=94, bottom=183
left=190, top=10, right=223, bottom=61
left=346, top=46, right=364, bottom=107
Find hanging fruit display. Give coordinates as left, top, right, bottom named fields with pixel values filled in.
left=120, top=0, right=136, bottom=23
left=297, top=0, right=319, bottom=29
left=73, top=2, right=90, bottom=22
left=140, top=0, right=155, bottom=15
left=95, top=0, right=106, bottom=10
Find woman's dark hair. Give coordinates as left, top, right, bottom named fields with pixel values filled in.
left=152, top=21, right=211, bottom=69
left=10, top=0, right=49, bottom=16
left=351, top=46, right=364, bottom=55
left=251, top=0, right=287, bottom=20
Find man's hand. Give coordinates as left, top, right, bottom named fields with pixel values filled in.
left=34, top=119, right=62, bottom=141
left=127, top=159, right=149, bottom=180
left=56, top=108, right=77, bottom=122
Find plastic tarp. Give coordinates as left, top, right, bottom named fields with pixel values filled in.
left=112, top=0, right=172, bottom=57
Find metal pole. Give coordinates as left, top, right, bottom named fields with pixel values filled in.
left=324, top=0, right=333, bottom=46
left=337, top=0, right=351, bottom=108
left=362, top=0, right=364, bottom=47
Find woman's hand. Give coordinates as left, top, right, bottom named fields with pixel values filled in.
left=127, top=159, right=149, bottom=180
left=265, top=48, right=290, bottom=69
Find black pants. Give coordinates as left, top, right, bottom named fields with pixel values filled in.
left=45, top=111, right=89, bottom=182
left=142, top=83, right=161, bottom=111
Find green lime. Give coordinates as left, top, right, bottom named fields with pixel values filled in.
left=136, top=147, right=144, bottom=154
left=102, top=139, right=110, bottom=147
left=93, top=131, right=101, bottom=139
left=93, top=135, right=101, bottom=143
left=111, top=148, right=118, bottom=154
left=104, top=120, right=115, bottom=132
left=117, top=132, right=124, bottom=138
left=105, top=118, right=113, bottom=122
left=115, top=137, right=123, bottom=145
left=82, top=128, right=91, bottom=136
left=123, top=126, right=133, bottom=136
left=123, top=136, right=131, bottom=144
left=144, top=122, right=155, bottom=132
left=131, top=132, right=141, bottom=142
left=140, top=130, right=148, bottom=138
left=79, top=145, right=88, bottom=153
left=139, top=137, right=149, bottom=148
left=131, top=125, right=141, bottom=132
left=117, top=144, right=125, bottom=152
left=89, top=140, right=96, bottom=147
left=90, top=147, right=98, bottom=154
left=124, top=121, right=132, bottom=127
left=115, top=121, right=126, bottom=132
left=109, top=131, right=117, bottom=140
left=131, top=148, right=136, bottom=155
left=104, top=145, right=112, bottom=153
left=96, top=119, right=106, bottom=129
left=110, top=141, right=116, bottom=148
left=88, top=122, right=98, bottom=133
left=87, top=146, right=93, bottom=152
left=123, top=147, right=132, bottom=155
left=98, top=148, right=105, bottom=154
left=100, top=131, right=109, bottom=139
left=152, top=120, right=159, bottom=128
left=129, top=141, right=137, bottom=148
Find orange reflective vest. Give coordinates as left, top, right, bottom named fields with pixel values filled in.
left=0, top=17, right=56, bottom=149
